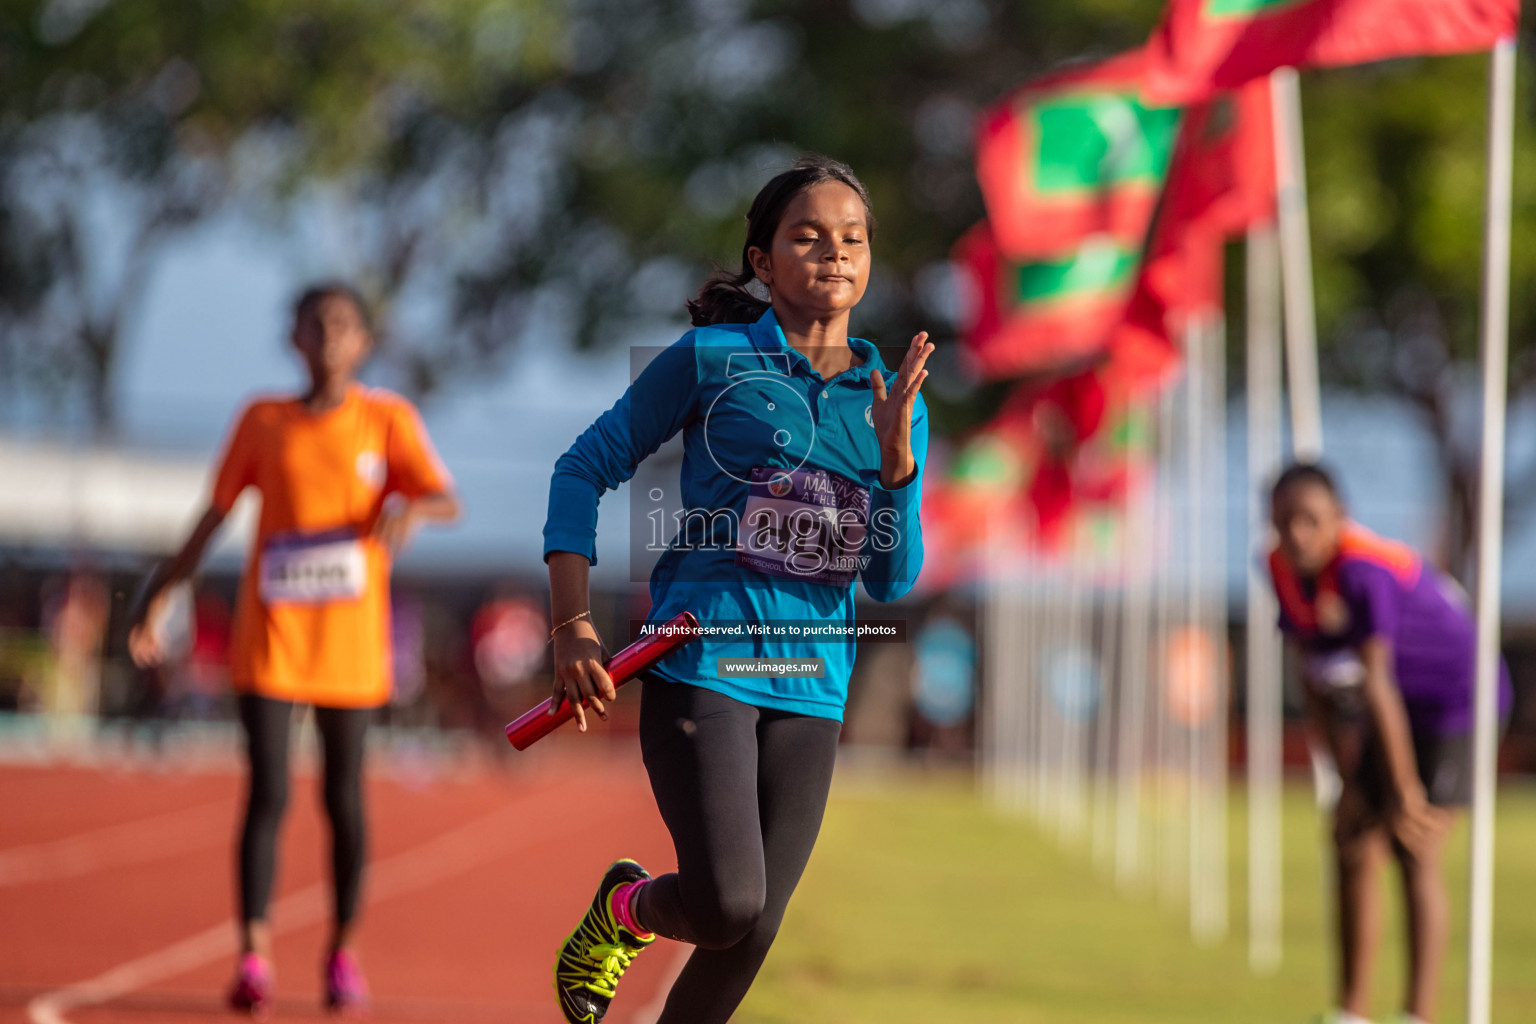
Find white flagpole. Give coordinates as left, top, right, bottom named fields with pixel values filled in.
left=1116, top=410, right=1155, bottom=889
left=1270, top=68, right=1324, bottom=460
left=1154, top=379, right=1179, bottom=904
left=1092, top=554, right=1122, bottom=869
left=1246, top=219, right=1285, bottom=973
left=1185, top=315, right=1206, bottom=932
left=1272, top=65, right=1343, bottom=818
left=982, top=511, right=1005, bottom=805
left=1467, top=35, right=1516, bottom=1024
left=1007, top=573, right=1028, bottom=812
left=1205, top=310, right=1231, bottom=945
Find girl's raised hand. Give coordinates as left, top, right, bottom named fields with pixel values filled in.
left=870, top=331, right=933, bottom=489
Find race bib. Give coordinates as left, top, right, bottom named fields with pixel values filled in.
left=1307, top=650, right=1364, bottom=689
left=1306, top=649, right=1366, bottom=706
left=259, top=528, right=366, bottom=605
left=735, top=466, right=870, bottom=586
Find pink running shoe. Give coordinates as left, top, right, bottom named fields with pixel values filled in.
left=227, top=953, right=272, bottom=1018
left=324, top=950, right=370, bottom=1017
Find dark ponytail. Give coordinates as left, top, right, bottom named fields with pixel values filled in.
left=687, top=155, right=876, bottom=327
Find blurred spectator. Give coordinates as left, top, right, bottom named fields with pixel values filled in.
left=909, top=610, right=977, bottom=756
left=391, top=592, right=429, bottom=709
left=468, top=589, right=549, bottom=742
left=418, top=594, right=485, bottom=736
left=472, top=591, right=547, bottom=691
left=41, top=567, right=110, bottom=744
left=177, top=588, right=232, bottom=720
left=844, top=640, right=914, bottom=749
left=0, top=561, right=39, bottom=709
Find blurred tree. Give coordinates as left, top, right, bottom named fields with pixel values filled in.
left=0, top=0, right=1168, bottom=431
left=0, top=0, right=572, bottom=431
left=1283, top=50, right=1536, bottom=579
left=0, top=4, right=221, bottom=431
left=441, top=0, right=1169, bottom=428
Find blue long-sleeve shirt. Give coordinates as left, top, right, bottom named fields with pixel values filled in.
left=543, top=308, right=926, bottom=720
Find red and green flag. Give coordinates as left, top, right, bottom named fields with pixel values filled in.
left=1031, top=372, right=1152, bottom=558
left=976, top=49, right=1183, bottom=260
left=1146, top=0, right=1519, bottom=104
left=1158, top=76, right=1277, bottom=239
left=998, top=370, right=1147, bottom=553
left=1113, top=78, right=1277, bottom=386
left=954, top=221, right=1142, bottom=380
left=919, top=399, right=1039, bottom=589
left=923, top=367, right=1154, bottom=573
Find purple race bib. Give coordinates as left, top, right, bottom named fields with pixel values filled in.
left=735, top=466, right=870, bottom=586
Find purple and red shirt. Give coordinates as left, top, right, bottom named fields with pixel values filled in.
left=1268, top=523, right=1512, bottom=735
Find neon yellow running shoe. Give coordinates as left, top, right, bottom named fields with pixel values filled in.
left=554, top=859, right=655, bottom=1024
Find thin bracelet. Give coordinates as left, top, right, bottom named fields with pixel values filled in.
left=549, top=609, right=593, bottom=641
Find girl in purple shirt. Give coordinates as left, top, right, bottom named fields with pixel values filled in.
left=1268, top=462, right=1511, bottom=1024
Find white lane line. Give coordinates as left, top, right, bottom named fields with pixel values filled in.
left=27, top=784, right=573, bottom=1024
left=0, top=801, right=230, bottom=887
left=630, top=942, right=690, bottom=1024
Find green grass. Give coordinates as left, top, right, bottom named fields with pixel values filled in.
left=741, top=772, right=1536, bottom=1024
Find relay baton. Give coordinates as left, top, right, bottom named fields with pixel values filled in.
left=504, top=610, right=700, bottom=750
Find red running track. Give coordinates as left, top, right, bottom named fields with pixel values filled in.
left=0, top=742, right=685, bottom=1024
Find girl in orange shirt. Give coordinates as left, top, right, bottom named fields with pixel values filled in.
left=129, top=284, right=459, bottom=1016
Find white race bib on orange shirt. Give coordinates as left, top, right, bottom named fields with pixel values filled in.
left=259, top=529, right=366, bottom=605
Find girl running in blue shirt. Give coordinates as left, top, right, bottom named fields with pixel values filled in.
left=542, top=156, right=931, bottom=1024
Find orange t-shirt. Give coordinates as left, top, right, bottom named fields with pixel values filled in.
left=211, top=385, right=452, bottom=708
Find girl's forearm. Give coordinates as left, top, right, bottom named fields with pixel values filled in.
left=1360, top=638, right=1422, bottom=797
left=410, top=491, right=460, bottom=523
left=1300, top=682, right=1344, bottom=769
left=547, top=551, right=595, bottom=634
left=140, top=506, right=225, bottom=611
left=879, top=445, right=916, bottom=489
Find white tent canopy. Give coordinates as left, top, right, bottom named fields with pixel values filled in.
left=0, top=437, right=253, bottom=559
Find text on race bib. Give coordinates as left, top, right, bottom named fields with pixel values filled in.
left=735, top=466, right=870, bottom=587
left=259, top=529, right=366, bottom=605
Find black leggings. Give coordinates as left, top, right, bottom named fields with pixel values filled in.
left=237, top=695, right=371, bottom=927
left=633, top=677, right=841, bottom=1024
